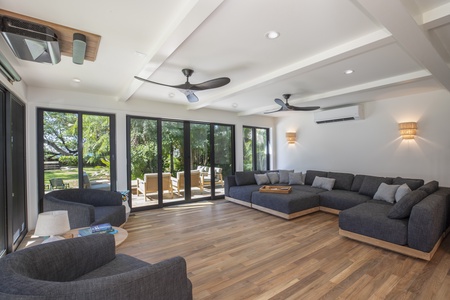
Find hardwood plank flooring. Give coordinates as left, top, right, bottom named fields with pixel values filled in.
left=117, top=200, right=450, bottom=299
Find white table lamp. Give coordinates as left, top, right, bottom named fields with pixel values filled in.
left=34, top=210, right=71, bottom=243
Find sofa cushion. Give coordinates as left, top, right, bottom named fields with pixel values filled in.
left=319, top=190, right=371, bottom=211
left=305, top=170, right=328, bottom=186
left=235, top=171, right=260, bottom=186
left=279, top=170, right=294, bottom=184
left=339, top=202, right=409, bottom=246
left=229, top=185, right=261, bottom=202
left=358, top=176, right=393, bottom=198
left=312, top=176, right=335, bottom=191
left=291, top=185, right=328, bottom=194
left=251, top=190, right=320, bottom=214
left=373, top=183, right=400, bottom=203
left=267, top=172, right=279, bottom=184
left=418, top=181, right=439, bottom=195
left=327, top=172, right=354, bottom=191
left=388, top=190, right=428, bottom=219
left=395, top=183, right=411, bottom=202
left=350, top=175, right=366, bottom=192
left=254, top=174, right=270, bottom=185
left=392, top=177, right=424, bottom=191
left=289, top=172, right=304, bottom=185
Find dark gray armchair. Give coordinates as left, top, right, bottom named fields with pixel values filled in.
left=0, top=234, right=193, bottom=300
left=44, top=189, right=126, bottom=229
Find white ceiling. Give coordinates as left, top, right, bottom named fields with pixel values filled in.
left=1, top=0, right=450, bottom=116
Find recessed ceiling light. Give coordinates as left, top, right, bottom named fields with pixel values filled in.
left=265, top=31, right=280, bottom=39
left=72, top=78, right=81, bottom=83
left=232, top=103, right=238, bottom=108
left=168, top=92, right=175, bottom=98
left=344, top=69, right=354, bottom=75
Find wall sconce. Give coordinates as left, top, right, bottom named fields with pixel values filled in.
left=286, top=132, right=296, bottom=144
left=399, top=122, right=417, bottom=139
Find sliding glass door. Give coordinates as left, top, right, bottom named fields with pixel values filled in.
left=127, top=116, right=234, bottom=210
left=243, top=126, right=269, bottom=171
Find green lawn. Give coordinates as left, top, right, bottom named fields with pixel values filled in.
left=44, top=166, right=109, bottom=190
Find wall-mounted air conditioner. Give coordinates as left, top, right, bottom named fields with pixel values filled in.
left=314, top=105, right=364, bottom=124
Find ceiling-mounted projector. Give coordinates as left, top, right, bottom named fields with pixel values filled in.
left=0, top=15, right=61, bottom=64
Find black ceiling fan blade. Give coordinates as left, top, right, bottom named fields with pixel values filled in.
left=134, top=76, right=185, bottom=89
left=179, top=89, right=199, bottom=103
left=274, top=98, right=289, bottom=110
left=189, top=77, right=231, bottom=91
left=287, top=105, right=321, bottom=111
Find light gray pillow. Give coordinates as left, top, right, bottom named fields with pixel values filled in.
left=373, top=183, right=400, bottom=203
left=289, top=172, right=303, bottom=185
left=311, top=176, right=335, bottom=191
left=279, top=170, right=294, bottom=184
left=395, top=183, right=411, bottom=202
left=254, top=173, right=270, bottom=185
left=267, top=172, right=279, bottom=184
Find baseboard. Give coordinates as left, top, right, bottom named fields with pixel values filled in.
left=339, top=229, right=444, bottom=261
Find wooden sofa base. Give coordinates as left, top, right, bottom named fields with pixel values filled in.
left=225, top=196, right=251, bottom=207
left=339, top=229, right=444, bottom=261
left=252, top=204, right=320, bottom=220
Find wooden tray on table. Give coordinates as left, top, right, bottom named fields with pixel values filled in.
left=259, top=185, right=292, bottom=194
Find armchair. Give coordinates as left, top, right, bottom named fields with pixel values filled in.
left=0, top=234, right=193, bottom=300
left=201, top=167, right=224, bottom=187
left=136, top=173, right=173, bottom=200
left=44, top=189, right=126, bottom=229
left=172, top=170, right=203, bottom=195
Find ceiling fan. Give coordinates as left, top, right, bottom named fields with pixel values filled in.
left=135, top=69, right=230, bottom=103
left=264, top=94, right=320, bottom=114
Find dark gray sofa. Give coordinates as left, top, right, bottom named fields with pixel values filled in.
left=224, top=170, right=450, bottom=260
left=44, top=189, right=126, bottom=229
left=0, top=234, right=192, bottom=300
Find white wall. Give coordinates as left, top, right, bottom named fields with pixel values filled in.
left=25, top=87, right=275, bottom=228
left=275, top=89, right=450, bottom=186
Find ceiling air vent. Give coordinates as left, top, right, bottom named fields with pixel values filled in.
left=0, top=15, right=61, bottom=64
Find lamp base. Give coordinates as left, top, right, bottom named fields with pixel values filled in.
left=42, top=235, right=65, bottom=244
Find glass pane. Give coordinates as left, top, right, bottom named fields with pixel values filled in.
left=162, top=121, right=185, bottom=202
left=43, top=111, right=79, bottom=192
left=191, top=123, right=210, bottom=199
left=243, top=127, right=253, bottom=171
left=0, top=93, right=5, bottom=255
left=214, top=125, right=232, bottom=196
left=129, top=118, right=159, bottom=208
left=256, top=128, right=268, bottom=171
left=82, top=115, right=111, bottom=191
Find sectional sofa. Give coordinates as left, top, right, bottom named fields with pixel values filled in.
left=224, top=170, right=450, bottom=261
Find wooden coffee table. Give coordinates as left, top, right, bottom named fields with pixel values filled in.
left=66, top=226, right=128, bottom=247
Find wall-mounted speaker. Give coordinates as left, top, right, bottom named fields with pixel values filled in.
left=73, top=33, right=86, bottom=65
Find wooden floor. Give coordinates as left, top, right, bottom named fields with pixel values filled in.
left=117, top=200, right=450, bottom=300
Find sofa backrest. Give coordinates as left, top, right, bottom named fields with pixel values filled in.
left=327, top=172, right=354, bottom=191
left=304, top=170, right=328, bottom=186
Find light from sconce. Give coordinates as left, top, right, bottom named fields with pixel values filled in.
left=286, top=132, right=296, bottom=144
left=399, top=122, right=417, bottom=139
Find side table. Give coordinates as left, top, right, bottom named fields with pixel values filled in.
left=67, top=226, right=128, bottom=247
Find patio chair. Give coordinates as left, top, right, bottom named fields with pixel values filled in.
left=137, top=173, right=173, bottom=200
left=49, top=178, right=68, bottom=190
left=201, top=167, right=224, bottom=187
left=172, top=170, right=203, bottom=195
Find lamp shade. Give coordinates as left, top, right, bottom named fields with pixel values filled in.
left=399, top=122, right=417, bottom=139
left=34, top=210, right=70, bottom=236
left=286, top=132, right=296, bottom=144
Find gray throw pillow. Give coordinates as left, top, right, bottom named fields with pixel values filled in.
left=254, top=174, right=270, bottom=185
left=388, top=190, right=428, bottom=219
left=395, top=183, right=411, bottom=202
left=392, top=177, right=424, bottom=191
left=267, top=172, right=279, bottom=184
left=359, top=176, right=393, bottom=198
left=311, top=176, right=335, bottom=191
left=279, top=170, right=294, bottom=184
left=305, top=170, right=328, bottom=186
left=373, top=183, right=400, bottom=203
left=288, top=172, right=303, bottom=185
